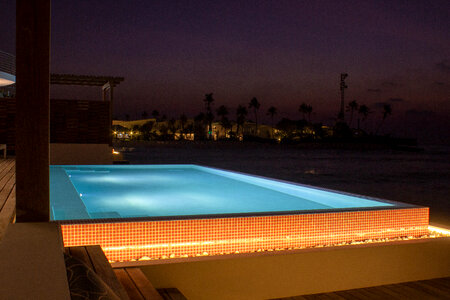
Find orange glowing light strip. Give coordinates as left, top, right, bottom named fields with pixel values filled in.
left=60, top=207, right=429, bottom=262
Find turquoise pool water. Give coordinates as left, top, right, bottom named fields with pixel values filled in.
left=50, top=165, right=395, bottom=221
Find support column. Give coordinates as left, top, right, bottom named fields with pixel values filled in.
left=15, top=0, right=51, bottom=222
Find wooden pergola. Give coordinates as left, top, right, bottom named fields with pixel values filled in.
left=50, top=73, right=124, bottom=102
left=15, top=2, right=123, bottom=222
left=51, top=73, right=124, bottom=144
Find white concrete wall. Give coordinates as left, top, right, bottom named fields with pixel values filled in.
left=50, top=143, right=113, bottom=165
left=138, top=238, right=450, bottom=300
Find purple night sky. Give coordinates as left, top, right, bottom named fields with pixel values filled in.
left=1, top=1, right=449, bottom=143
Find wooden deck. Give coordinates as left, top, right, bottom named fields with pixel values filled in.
left=0, top=158, right=16, bottom=238
left=66, top=245, right=186, bottom=300
left=274, top=277, right=450, bottom=299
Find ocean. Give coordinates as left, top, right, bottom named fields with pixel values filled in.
left=120, top=142, right=450, bottom=225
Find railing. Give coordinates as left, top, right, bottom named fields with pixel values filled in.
left=0, top=51, right=15, bottom=76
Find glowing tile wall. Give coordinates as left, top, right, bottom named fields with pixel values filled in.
left=60, top=207, right=429, bottom=262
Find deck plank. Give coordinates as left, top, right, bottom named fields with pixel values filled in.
left=125, top=268, right=164, bottom=300
left=0, top=160, right=14, bottom=183
left=0, top=175, right=16, bottom=212
left=273, top=277, right=450, bottom=299
left=0, top=162, right=14, bottom=193
left=157, top=288, right=188, bottom=300
left=114, top=268, right=145, bottom=300
left=0, top=159, right=15, bottom=239
left=86, top=245, right=130, bottom=300
left=68, top=246, right=94, bottom=270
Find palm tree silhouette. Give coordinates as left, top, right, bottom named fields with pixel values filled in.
left=375, top=104, right=392, bottom=135
left=217, top=105, right=229, bottom=137
left=203, top=93, right=215, bottom=139
left=346, top=100, right=359, bottom=128
left=357, top=104, right=370, bottom=130
left=194, top=112, right=207, bottom=140
left=236, top=105, right=248, bottom=138
left=306, top=104, right=312, bottom=123
left=180, top=113, right=187, bottom=138
left=267, top=106, right=277, bottom=139
left=248, top=97, right=261, bottom=135
left=217, top=105, right=229, bottom=120
left=152, top=110, right=159, bottom=121
left=299, top=103, right=313, bottom=123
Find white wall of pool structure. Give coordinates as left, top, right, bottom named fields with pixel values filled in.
left=135, top=236, right=450, bottom=300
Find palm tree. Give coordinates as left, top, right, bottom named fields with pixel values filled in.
left=203, top=93, right=215, bottom=139
left=299, top=103, right=308, bottom=121
left=236, top=105, right=248, bottom=138
left=306, top=104, right=313, bottom=123
left=248, top=97, right=261, bottom=134
left=180, top=114, right=188, bottom=138
left=299, top=103, right=313, bottom=123
left=216, top=105, right=229, bottom=137
left=267, top=106, right=277, bottom=139
left=375, top=104, right=392, bottom=135
left=168, top=118, right=177, bottom=135
left=346, top=100, right=359, bottom=128
left=140, top=120, right=154, bottom=141
left=357, top=104, right=370, bottom=130
left=194, top=112, right=207, bottom=140
left=151, top=110, right=159, bottom=121
left=216, top=105, right=229, bottom=120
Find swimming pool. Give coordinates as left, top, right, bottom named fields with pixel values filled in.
left=51, top=165, right=429, bottom=262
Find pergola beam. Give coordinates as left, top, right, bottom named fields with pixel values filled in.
left=50, top=74, right=123, bottom=87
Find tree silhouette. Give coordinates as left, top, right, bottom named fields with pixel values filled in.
left=217, top=105, right=230, bottom=137
left=141, top=111, right=149, bottom=119
left=194, top=112, right=207, bottom=140
left=306, top=104, right=312, bottom=123
left=375, top=104, right=392, bottom=135
left=267, top=106, right=277, bottom=139
left=203, top=93, right=215, bottom=139
left=248, top=97, right=261, bottom=134
left=152, top=110, right=159, bottom=121
left=168, top=118, right=177, bottom=138
left=140, top=120, right=154, bottom=141
left=236, top=105, right=248, bottom=138
left=125, top=114, right=130, bottom=121
left=180, top=113, right=187, bottom=135
left=357, top=104, right=370, bottom=130
left=216, top=105, right=229, bottom=120
left=299, top=103, right=313, bottom=123
left=346, top=100, right=359, bottom=128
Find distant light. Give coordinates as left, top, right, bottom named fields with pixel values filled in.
left=0, top=78, right=14, bottom=86
left=0, top=71, right=15, bottom=87
left=112, top=149, right=120, bottom=155
left=79, top=193, right=83, bottom=197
